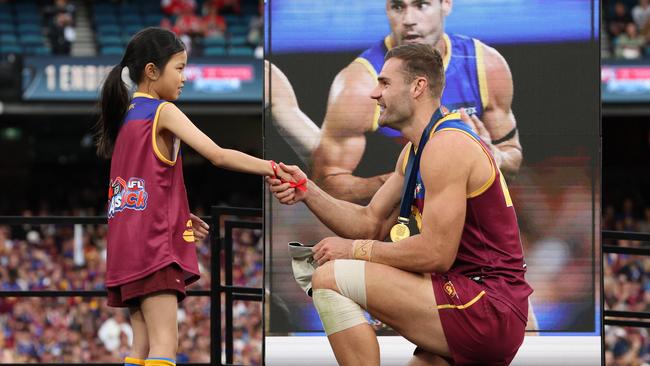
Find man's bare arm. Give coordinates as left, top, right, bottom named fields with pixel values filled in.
left=369, top=132, right=474, bottom=273
left=311, top=61, right=392, bottom=203
left=299, top=145, right=407, bottom=239
left=478, top=43, right=522, bottom=179
left=265, top=61, right=321, bottom=165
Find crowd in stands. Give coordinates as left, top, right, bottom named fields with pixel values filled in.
left=95, top=0, right=262, bottom=57
left=0, top=210, right=262, bottom=364
left=0, top=0, right=75, bottom=56
left=604, top=0, right=650, bottom=59
left=0, top=0, right=262, bottom=57
left=604, top=195, right=650, bottom=365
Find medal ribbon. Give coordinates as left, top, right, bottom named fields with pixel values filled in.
left=396, top=108, right=445, bottom=226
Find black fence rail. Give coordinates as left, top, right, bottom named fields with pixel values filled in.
left=0, top=205, right=263, bottom=366
left=603, top=230, right=650, bottom=328
left=210, top=207, right=263, bottom=366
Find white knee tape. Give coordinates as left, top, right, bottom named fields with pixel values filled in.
left=312, top=289, right=367, bottom=336
left=333, top=259, right=367, bottom=308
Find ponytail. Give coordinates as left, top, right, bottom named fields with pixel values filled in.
left=95, top=64, right=129, bottom=159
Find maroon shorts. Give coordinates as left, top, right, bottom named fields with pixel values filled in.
left=430, top=273, right=526, bottom=366
left=107, top=264, right=187, bottom=308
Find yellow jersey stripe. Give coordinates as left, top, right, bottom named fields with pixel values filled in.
left=401, top=113, right=463, bottom=175
left=474, top=39, right=489, bottom=109
left=384, top=35, right=393, bottom=50
left=353, top=57, right=381, bottom=131
left=442, top=33, right=451, bottom=71
left=125, top=357, right=145, bottom=365
left=151, top=102, right=176, bottom=166
left=133, top=92, right=156, bottom=99
left=436, top=290, right=486, bottom=310
left=434, top=128, right=496, bottom=198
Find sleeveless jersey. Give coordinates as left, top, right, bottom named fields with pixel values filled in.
left=105, top=92, right=200, bottom=287
left=403, top=115, right=532, bottom=323
left=356, top=34, right=488, bottom=138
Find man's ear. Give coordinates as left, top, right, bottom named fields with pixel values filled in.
left=412, top=77, right=428, bottom=99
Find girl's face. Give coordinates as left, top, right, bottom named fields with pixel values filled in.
left=155, top=50, right=187, bottom=101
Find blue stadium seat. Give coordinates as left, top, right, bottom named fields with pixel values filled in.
left=204, top=46, right=227, bottom=56
left=100, top=46, right=125, bottom=55
left=0, top=44, right=22, bottom=54
left=120, top=13, right=142, bottom=25
left=228, top=46, right=254, bottom=57
left=24, top=45, right=50, bottom=56
left=0, top=13, right=12, bottom=22
left=140, top=3, right=161, bottom=14
left=229, top=35, right=248, bottom=46
left=97, top=25, right=121, bottom=35
left=228, top=25, right=249, bottom=36
left=95, top=15, right=118, bottom=25
left=204, top=36, right=226, bottom=47
left=118, top=3, right=138, bottom=15
left=16, top=13, right=41, bottom=23
left=17, top=24, right=42, bottom=35
left=97, top=35, right=122, bottom=46
left=143, top=14, right=163, bottom=26
left=94, top=4, right=116, bottom=13
left=0, top=23, right=14, bottom=33
left=19, top=34, right=44, bottom=46
left=123, top=24, right=144, bottom=35
left=0, top=34, right=17, bottom=44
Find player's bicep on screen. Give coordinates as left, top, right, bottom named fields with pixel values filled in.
left=158, top=103, right=224, bottom=165
left=482, top=44, right=517, bottom=137
left=313, top=63, right=379, bottom=174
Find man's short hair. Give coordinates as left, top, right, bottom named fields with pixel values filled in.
left=385, top=43, right=445, bottom=98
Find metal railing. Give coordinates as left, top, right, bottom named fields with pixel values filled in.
left=0, top=205, right=263, bottom=366
left=603, top=230, right=650, bottom=328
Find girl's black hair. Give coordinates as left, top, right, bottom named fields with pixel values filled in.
left=95, top=27, right=185, bottom=159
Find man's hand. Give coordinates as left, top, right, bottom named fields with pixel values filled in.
left=312, top=237, right=354, bottom=266
left=190, top=213, right=209, bottom=241
left=266, top=163, right=308, bottom=205
left=459, top=108, right=504, bottom=167
left=460, top=108, right=491, bottom=144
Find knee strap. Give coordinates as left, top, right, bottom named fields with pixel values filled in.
left=313, top=289, right=367, bottom=336
left=334, top=259, right=367, bottom=308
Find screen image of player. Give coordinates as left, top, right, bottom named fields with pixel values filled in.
left=265, top=0, right=599, bottom=339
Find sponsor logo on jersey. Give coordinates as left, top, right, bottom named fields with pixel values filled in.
left=107, top=177, right=148, bottom=218
left=447, top=103, right=478, bottom=116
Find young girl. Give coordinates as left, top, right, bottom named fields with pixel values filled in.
left=95, top=27, right=296, bottom=366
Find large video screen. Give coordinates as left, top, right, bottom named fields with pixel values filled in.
left=266, top=0, right=599, bottom=337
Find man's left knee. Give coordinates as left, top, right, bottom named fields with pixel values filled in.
left=312, top=261, right=336, bottom=291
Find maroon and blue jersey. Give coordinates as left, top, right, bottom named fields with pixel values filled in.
left=356, top=34, right=488, bottom=138
left=404, top=113, right=532, bottom=323
left=105, top=92, right=200, bottom=288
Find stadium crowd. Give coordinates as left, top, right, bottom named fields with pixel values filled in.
left=0, top=211, right=262, bottom=364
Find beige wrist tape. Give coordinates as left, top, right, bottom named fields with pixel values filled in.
left=352, top=239, right=374, bottom=261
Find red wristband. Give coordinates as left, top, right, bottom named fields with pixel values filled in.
left=269, top=160, right=279, bottom=178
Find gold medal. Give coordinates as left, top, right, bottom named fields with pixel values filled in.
left=390, top=217, right=410, bottom=242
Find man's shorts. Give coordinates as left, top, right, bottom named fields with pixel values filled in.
left=430, top=273, right=526, bottom=366
left=107, top=264, right=187, bottom=308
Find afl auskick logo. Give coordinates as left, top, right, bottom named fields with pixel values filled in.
left=107, top=177, right=148, bottom=218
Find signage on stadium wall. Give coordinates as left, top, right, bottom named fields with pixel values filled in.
left=602, top=61, right=650, bottom=103
left=21, top=56, right=262, bottom=102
